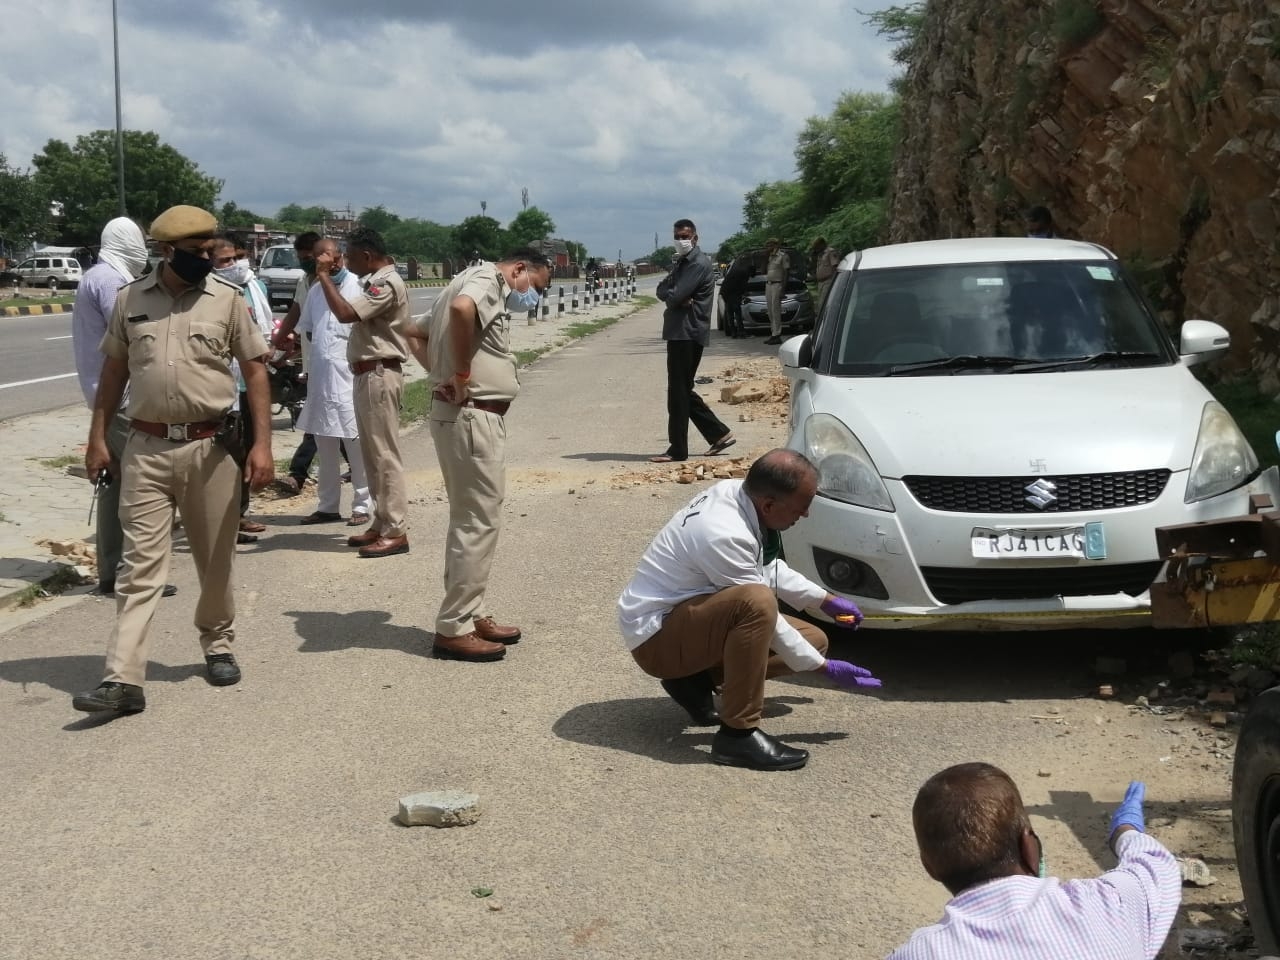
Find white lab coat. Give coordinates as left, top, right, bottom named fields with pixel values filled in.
left=617, top=479, right=828, bottom=672
left=295, top=269, right=362, bottom=438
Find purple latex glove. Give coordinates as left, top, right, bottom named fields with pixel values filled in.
left=822, top=659, right=882, bottom=690
left=821, top=595, right=864, bottom=627
left=1108, top=781, right=1146, bottom=838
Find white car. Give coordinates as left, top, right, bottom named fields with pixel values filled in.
left=257, top=244, right=304, bottom=307
left=779, top=237, right=1280, bottom=630
left=8, top=255, right=82, bottom=289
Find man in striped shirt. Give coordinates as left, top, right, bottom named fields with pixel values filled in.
left=887, top=763, right=1180, bottom=960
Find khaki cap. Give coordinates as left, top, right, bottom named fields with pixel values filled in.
left=149, top=205, right=218, bottom=242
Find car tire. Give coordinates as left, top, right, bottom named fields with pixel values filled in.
left=1233, top=684, right=1280, bottom=955
left=47, top=277, right=58, bottom=290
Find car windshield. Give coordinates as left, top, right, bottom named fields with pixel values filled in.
left=818, top=260, right=1175, bottom=376
left=263, top=248, right=299, bottom=269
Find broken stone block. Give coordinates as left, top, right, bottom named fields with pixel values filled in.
left=1206, top=688, right=1236, bottom=706
left=1097, top=684, right=1115, bottom=699
left=729, top=468, right=747, bottom=479
left=397, top=790, right=481, bottom=828
left=1178, top=857, right=1216, bottom=887
left=676, top=473, right=695, bottom=484
left=720, top=380, right=770, bottom=404
left=48, top=539, right=78, bottom=557
left=1209, top=711, right=1229, bottom=728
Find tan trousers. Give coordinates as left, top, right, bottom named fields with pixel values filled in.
left=104, top=431, right=240, bottom=686
left=428, top=408, right=506, bottom=638
left=353, top=365, right=407, bottom=538
left=766, top=281, right=785, bottom=336
left=631, top=584, right=828, bottom=729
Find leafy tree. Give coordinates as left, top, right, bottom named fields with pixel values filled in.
left=385, top=218, right=453, bottom=261
left=31, top=130, right=222, bottom=245
left=276, top=204, right=331, bottom=231
left=0, top=154, right=52, bottom=257
left=452, top=215, right=506, bottom=260
left=651, top=245, right=677, bottom=269
left=794, top=92, right=898, bottom=236
left=862, top=3, right=926, bottom=65
left=358, top=204, right=401, bottom=234
left=219, top=201, right=272, bottom=229
left=505, top=207, right=555, bottom=248
left=564, top=240, right=588, bottom=264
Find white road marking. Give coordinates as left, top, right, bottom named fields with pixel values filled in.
left=0, top=372, right=78, bottom=390
left=44, top=335, right=73, bottom=341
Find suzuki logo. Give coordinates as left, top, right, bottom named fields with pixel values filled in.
left=1024, top=479, right=1058, bottom=510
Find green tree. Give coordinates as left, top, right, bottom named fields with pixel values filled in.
left=564, top=240, right=588, bottom=264
left=219, top=201, right=271, bottom=229
left=385, top=218, right=453, bottom=261
left=452, top=215, right=506, bottom=260
left=276, top=204, right=331, bottom=231
left=358, top=204, right=401, bottom=234
left=651, top=245, right=677, bottom=269
left=0, top=154, right=52, bottom=257
left=31, top=130, right=222, bottom=245
left=505, top=206, right=555, bottom=248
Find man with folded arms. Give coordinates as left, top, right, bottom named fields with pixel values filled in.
left=314, top=227, right=410, bottom=558
left=405, top=249, right=551, bottom=662
left=617, top=448, right=878, bottom=770
left=73, top=206, right=273, bottom=714
left=888, top=764, right=1180, bottom=960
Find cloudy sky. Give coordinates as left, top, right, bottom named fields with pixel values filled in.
left=3, top=0, right=899, bottom=259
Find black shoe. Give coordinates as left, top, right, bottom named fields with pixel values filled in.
left=660, top=671, right=719, bottom=726
left=711, top=727, right=808, bottom=771
left=97, top=582, right=177, bottom=598
left=72, top=681, right=146, bottom=714
left=764, top=336, right=783, bottom=345
left=205, top=653, right=241, bottom=687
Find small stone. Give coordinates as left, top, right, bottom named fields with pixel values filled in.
left=1095, top=656, right=1126, bottom=676
left=487, top=902, right=503, bottom=912
left=1135, top=695, right=1149, bottom=707
left=738, top=413, right=754, bottom=422
left=1037, top=769, right=1051, bottom=777
left=1179, top=857, right=1216, bottom=887
left=70, top=564, right=94, bottom=580
left=1097, top=684, right=1115, bottom=699
left=1168, top=651, right=1196, bottom=679
left=1206, top=688, right=1236, bottom=706
left=728, top=468, right=747, bottom=478
left=567, top=488, right=575, bottom=494
left=48, top=539, right=78, bottom=557
left=397, top=790, right=481, bottom=827
left=676, top=473, right=695, bottom=484
left=1210, top=712, right=1229, bottom=728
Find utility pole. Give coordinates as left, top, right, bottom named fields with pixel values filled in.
left=112, top=0, right=126, bottom=215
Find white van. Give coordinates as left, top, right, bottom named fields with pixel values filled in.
left=11, top=256, right=83, bottom=289
left=257, top=244, right=304, bottom=307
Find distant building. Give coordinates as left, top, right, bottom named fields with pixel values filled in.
left=531, top=237, right=571, bottom=269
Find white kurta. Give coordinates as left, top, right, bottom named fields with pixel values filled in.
left=295, top=270, right=362, bottom=438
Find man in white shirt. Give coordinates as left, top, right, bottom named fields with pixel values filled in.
left=617, top=448, right=880, bottom=771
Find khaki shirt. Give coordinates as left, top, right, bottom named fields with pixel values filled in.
left=101, top=267, right=268, bottom=424
left=766, top=250, right=791, bottom=283
left=347, top=264, right=409, bottom=364
left=420, top=263, right=519, bottom=413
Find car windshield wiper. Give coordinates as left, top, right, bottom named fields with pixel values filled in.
left=1013, top=351, right=1165, bottom=372
left=886, top=355, right=1025, bottom=376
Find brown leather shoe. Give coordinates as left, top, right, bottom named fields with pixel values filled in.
left=474, top=616, right=521, bottom=644
left=432, top=632, right=506, bottom=662
left=358, top=534, right=409, bottom=558
left=347, top=528, right=382, bottom=547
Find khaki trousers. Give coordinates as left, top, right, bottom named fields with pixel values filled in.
left=104, top=431, right=241, bottom=686
left=631, top=584, right=828, bottom=729
left=428, top=408, right=506, bottom=638
left=766, top=281, right=785, bottom=336
left=353, top=365, right=407, bottom=538
left=96, top=411, right=132, bottom=588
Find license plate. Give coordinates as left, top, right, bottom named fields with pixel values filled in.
left=971, top=523, right=1108, bottom=560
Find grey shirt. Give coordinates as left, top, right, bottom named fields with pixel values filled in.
left=657, top=246, right=714, bottom=346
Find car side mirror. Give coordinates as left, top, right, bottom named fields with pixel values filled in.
left=1179, top=319, right=1230, bottom=366
left=779, top=335, right=813, bottom=376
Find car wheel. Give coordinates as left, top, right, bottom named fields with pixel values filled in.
left=47, top=276, right=59, bottom=290
left=1233, top=685, right=1280, bottom=955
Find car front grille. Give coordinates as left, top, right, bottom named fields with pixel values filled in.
left=920, top=562, right=1162, bottom=604
left=904, top=470, right=1172, bottom=514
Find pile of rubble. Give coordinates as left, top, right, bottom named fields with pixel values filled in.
left=34, top=537, right=98, bottom=584
left=609, top=454, right=760, bottom=491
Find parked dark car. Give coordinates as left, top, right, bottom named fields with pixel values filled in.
left=716, top=246, right=814, bottom=335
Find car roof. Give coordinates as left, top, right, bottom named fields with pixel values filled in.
left=845, top=237, right=1116, bottom=271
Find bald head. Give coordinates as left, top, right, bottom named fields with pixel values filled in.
left=744, top=449, right=819, bottom=532
left=314, top=238, right=341, bottom=259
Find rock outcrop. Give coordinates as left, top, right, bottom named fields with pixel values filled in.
left=887, top=0, right=1280, bottom=382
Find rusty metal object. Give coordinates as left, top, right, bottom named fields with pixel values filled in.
left=1152, top=497, right=1280, bottom=628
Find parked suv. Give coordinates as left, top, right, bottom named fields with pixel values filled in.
left=257, top=244, right=304, bottom=307
left=10, top=255, right=82, bottom=289
left=779, top=237, right=1280, bottom=630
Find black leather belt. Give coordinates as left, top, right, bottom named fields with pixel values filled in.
left=131, top=419, right=221, bottom=441
left=431, top=392, right=511, bottom=416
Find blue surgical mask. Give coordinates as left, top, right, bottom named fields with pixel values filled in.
left=505, top=285, right=541, bottom=312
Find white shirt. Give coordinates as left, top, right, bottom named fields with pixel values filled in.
left=295, top=269, right=362, bottom=438
left=618, top=479, right=828, bottom=672
left=72, top=260, right=133, bottom=408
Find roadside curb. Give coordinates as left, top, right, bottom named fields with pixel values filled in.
left=2, top=303, right=72, bottom=317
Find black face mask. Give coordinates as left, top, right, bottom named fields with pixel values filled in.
left=300, top=257, right=317, bottom=276
left=168, top=246, right=213, bottom=285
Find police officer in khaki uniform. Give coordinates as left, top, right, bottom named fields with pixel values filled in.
left=764, top=238, right=791, bottom=345
left=73, top=205, right=274, bottom=715
left=403, top=248, right=551, bottom=662
left=312, top=226, right=411, bottom=558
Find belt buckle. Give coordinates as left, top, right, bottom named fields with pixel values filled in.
left=166, top=423, right=188, bottom=441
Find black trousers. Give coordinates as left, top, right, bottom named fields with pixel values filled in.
left=722, top=288, right=745, bottom=336
left=288, top=433, right=317, bottom=483
left=665, top=340, right=729, bottom=461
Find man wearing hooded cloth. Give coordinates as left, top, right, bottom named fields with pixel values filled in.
left=71, top=218, right=176, bottom=598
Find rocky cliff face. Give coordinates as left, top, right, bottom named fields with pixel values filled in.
left=887, top=0, right=1280, bottom=383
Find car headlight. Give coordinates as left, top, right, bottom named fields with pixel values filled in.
left=802, top=413, right=895, bottom=511
left=1185, top=400, right=1259, bottom=502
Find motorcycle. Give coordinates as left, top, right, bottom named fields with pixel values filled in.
left=268, top=318, right=307, bottom=428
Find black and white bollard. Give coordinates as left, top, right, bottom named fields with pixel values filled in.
left=527, top=307, right=536, bottom=326
left=557, top=286, right=565, bottom=317
left=571, top=284, right=579, bottom=312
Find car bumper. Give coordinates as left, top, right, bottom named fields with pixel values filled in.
left=742, top=297, right=814, bottom=330
left=781, top=466, right=1280, bottom=630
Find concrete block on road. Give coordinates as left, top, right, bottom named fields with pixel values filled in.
left=397, top=790, right=481, bottom=828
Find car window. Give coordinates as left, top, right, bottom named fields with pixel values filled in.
left=18, top=260, right=36, bottom=270
left=36, top=259, right=50, bottom=269
left=262, top=248, right=299, bottom=269
left=820, top=260, right=1175, bottom=375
